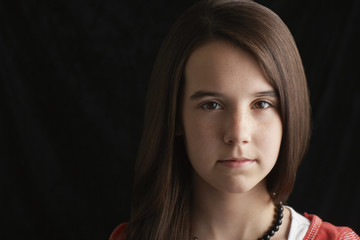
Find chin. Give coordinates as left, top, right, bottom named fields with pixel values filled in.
left=214, top=182, right=257, bottom=194
left=213, top=177, right=267, bottom=195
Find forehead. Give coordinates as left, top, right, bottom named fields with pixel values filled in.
left=184, top=40, right=273, bottom=95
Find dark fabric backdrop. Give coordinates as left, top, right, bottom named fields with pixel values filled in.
left=1, top=0, right=359, bottom=239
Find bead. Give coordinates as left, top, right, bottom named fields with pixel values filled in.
left=269, top=230, right=275, bottom=236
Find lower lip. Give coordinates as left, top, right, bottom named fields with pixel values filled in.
left=218, top=160, right=255, bottom=168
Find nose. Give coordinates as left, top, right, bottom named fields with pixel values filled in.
left=223, top=110, right=252, bottom=145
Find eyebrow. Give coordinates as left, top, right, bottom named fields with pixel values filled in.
left=190, top=90, right=278, bottom=100
left=190, top=91, right=224, bottom=100
left=255, top=90, right=278, bottom=98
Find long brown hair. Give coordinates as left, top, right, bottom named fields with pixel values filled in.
left=124, top=0, right=311, bottom=239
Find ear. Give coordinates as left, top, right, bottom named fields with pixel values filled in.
left=175, top=106, right=184, bottom=136
left=175, top=119, right=184, bottom=136
left=175, top=123, right=184, bottom=136
left=175, top=129, right=183, bottom=136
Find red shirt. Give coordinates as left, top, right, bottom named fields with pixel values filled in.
left=110, top=214, right=359, bottom=240
left=303, top=213, right=359, bottom=240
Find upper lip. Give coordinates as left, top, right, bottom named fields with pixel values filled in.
left=218, top=158, right=254, bottom=162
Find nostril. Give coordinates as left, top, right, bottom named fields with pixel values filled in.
left=223, top=121, right=251, bottom=145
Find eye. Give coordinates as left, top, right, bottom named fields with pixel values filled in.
left=253, top=101, right=271, bottom=109
left=200, top=101, right=223, bottom=110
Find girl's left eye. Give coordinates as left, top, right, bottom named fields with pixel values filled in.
left=253, top=101, right=271, bottom=109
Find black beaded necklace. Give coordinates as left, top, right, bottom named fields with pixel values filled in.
left=192, top=202, right=284, bottom=240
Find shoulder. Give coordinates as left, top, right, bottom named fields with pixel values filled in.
left=303, top=213, right=359, bottom=240
left=109, top=222, right=127, bottom=240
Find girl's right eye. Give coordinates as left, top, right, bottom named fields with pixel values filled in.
left=200, top=101, right=222, bottom=110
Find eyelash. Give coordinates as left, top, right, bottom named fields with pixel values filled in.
left=252, top=100, right=272, bottom=110
left=200, top=101, right=223, bottom=110
left=199, top=100, right=274, bottom=111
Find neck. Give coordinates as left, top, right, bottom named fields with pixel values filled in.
left=191, top=176, right=276, bottom=240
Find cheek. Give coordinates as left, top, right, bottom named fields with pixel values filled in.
left=256, top=118, right=283, bottom=157
left=184, top=118, right=215, bottom=149
left=182, top=113, right=221, bottom=161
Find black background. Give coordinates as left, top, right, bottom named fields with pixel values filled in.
left=1, top=0, right=359, bottom=239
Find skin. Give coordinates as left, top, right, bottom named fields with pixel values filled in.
left=181, top=40, right=290, bottom=240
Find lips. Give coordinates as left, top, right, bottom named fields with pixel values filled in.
left=218, top=158, right=255, bottom=168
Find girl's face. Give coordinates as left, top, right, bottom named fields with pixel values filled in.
left=181, top=40, right=282, bottom=194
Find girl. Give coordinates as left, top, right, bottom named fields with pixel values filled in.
left=110, top=0, right=359, bottom=239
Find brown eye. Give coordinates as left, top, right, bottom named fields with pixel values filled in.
left=253, top=101, right=271, bottom=109
left=201, top=101, right=222, bottom=110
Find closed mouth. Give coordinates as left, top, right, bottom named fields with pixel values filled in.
left=218, top=159, right=255, bottom=168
